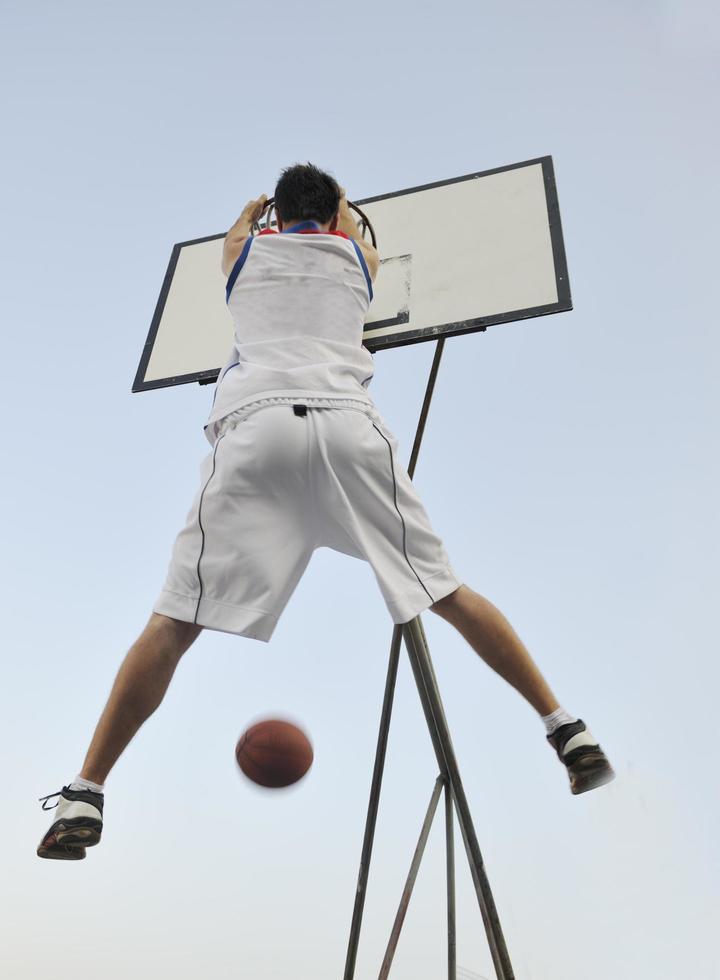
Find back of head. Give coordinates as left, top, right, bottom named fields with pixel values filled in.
left=274, top=163, right=340, bottom=225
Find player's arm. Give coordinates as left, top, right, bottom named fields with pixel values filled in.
left=336, top=189, right=379, bottom=281
left=221, top=194, right=267, bottom=277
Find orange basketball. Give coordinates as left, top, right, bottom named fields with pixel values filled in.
left=235, top=719, right=314, bottom=788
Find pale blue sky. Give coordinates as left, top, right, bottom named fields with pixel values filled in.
left=1, top=2, right=719, bottom=978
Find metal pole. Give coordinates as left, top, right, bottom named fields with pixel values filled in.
left=402, top=618, right=515, bottom=980
left=343, top=624, right=403, bottom=980
left=378, top=777, right=445, bottom=980
left=407, top=339, right=445, bottom=480
left=344, top=338, right=446, bottom=979
left=345, top=338, right=515, bottom=978
left=445, top=781, right=457, bottom=980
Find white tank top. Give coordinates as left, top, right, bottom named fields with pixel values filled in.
left=205, top=222, right=376, bottom=441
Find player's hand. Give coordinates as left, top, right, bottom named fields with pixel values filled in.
left=240, top=194, right=268, bottom=224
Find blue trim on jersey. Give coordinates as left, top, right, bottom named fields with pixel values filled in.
left=282, top=220, right=321, bottom=233
left=350, top=239, right=374, bottom=301
left=225, top=237, right=253, bottom=302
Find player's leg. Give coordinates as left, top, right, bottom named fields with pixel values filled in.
left=317, top=405, right=614, bottom=795
left=37, top=613, right=201, bottom=860
left=78, top=612, right=201, bottom=785
left=429, top=584, right=614, bottom=793
left=429, top=585, right=558, bottom=715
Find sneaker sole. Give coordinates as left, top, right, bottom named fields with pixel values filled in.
left=56, top=825, right=102, bottom=847
left=37, top=839, right=87, bottom=860
left=569, top=753, right=616, bottom=795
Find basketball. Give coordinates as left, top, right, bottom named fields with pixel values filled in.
left=235, top=719, right=314, bottom=788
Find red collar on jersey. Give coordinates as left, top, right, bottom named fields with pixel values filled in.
left=258, top=219, right=349, bottom=238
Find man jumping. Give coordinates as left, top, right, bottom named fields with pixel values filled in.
left=37, top=163, right=614, bottom=860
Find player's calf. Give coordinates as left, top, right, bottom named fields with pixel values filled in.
left=430, top=587, right=615, bottom=795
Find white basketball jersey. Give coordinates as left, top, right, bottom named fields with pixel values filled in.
left=205, top=222, right=376, bottom=441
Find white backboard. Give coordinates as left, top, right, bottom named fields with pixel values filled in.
left=133, top=156, right=571, bottom=391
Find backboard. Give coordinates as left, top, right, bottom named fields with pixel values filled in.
left=133, top=156, right=571, bottom=392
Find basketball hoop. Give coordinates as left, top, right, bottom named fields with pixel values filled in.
left=252, top=196, right=377, bottom=249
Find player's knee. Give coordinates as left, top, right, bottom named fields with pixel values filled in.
left=150, top=612, right=203, bottom=649
left=429, top=585, right=464, bottom=618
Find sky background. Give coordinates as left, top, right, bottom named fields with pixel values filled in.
left=2, top=1, right=719, bottom=978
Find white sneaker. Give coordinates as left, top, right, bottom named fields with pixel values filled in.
left=547, top=720, right=615, bottom=795
left=37, top=786, right=104, bottom=860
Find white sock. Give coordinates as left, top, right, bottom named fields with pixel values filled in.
left=69, top=775, right=105, bottom=794
left=542, top=707, right=577, bottom=736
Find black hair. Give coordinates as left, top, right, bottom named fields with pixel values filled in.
left=274, top=163, right=340, bottom=225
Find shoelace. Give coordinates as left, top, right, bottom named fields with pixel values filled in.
left=38, top=789, right=65, bottom=810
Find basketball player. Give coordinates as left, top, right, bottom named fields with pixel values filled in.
left=37, top=164, right=614, bottom=860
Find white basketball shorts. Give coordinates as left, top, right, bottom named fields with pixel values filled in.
left=153, top=396, right=462, bottom=641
